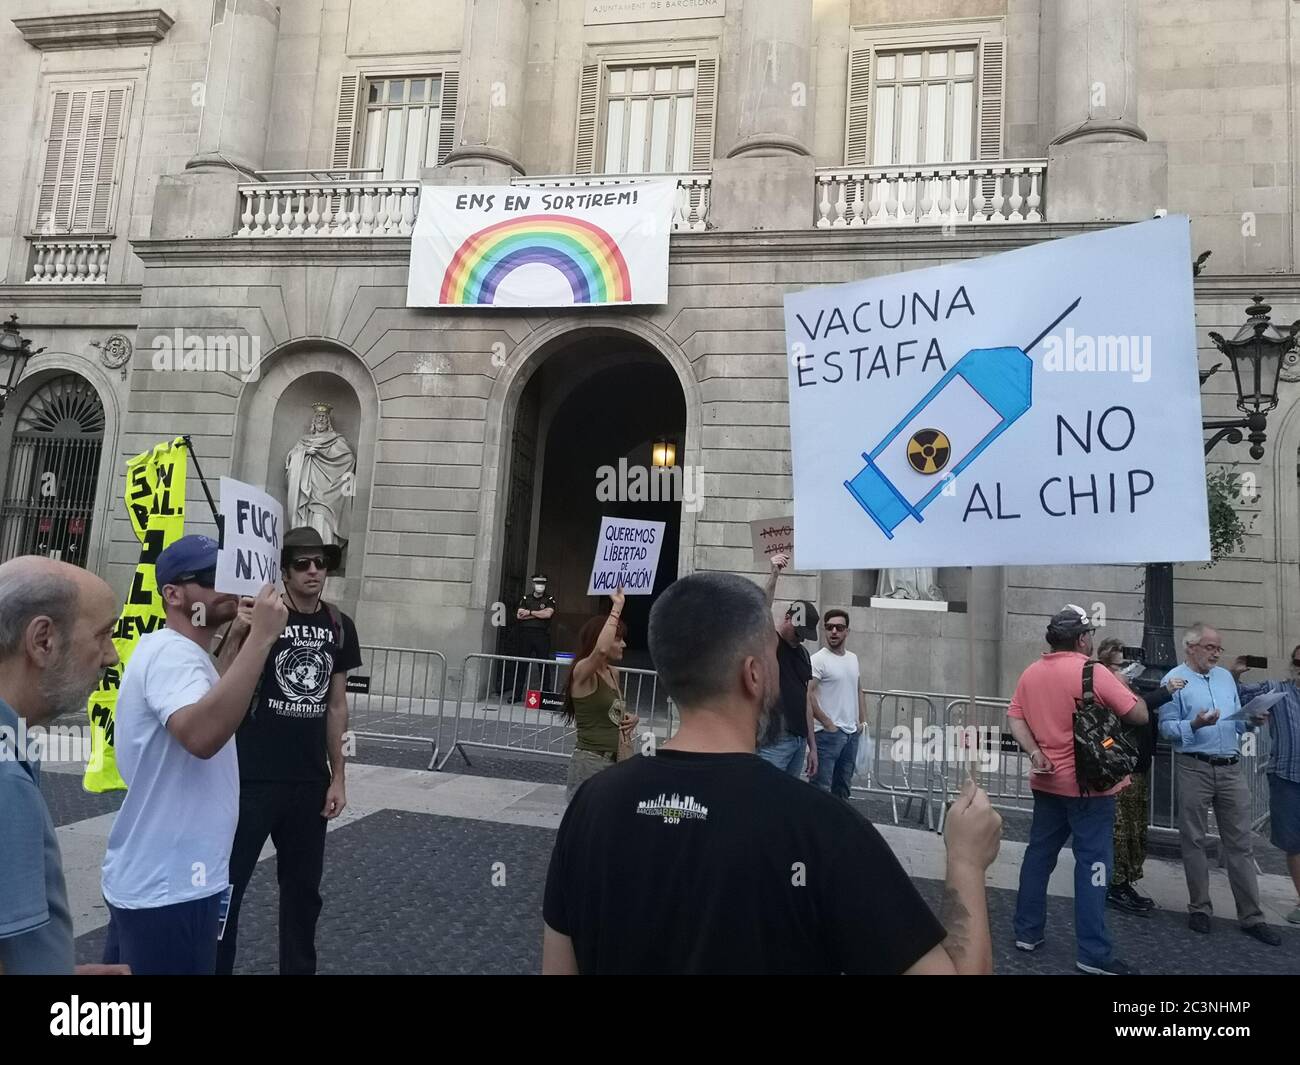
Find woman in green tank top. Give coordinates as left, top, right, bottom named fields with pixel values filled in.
left=563, top=588, right=640, bottom=800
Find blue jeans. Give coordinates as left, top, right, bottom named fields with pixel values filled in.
left=758, top=733, right=807, bottom=776
left=812, top=729, right=860, bottom=798
left=1013, top=791, right=1117, bottom=968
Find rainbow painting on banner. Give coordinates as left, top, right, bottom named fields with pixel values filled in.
left=439, top=214, right=632, bottom=305
left=407, top=181, right=674, bottom=308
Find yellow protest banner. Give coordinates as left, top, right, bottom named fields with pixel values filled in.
left=83, top=437, right=188, bottom=793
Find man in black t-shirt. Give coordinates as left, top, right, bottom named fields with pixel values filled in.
left=510, top=573, right=556, bottom=702
left=756, top=552, right=827, bottom=779
left=542, top=571, right=1003, bottom=975
left=214, top=527, right=361, bottom=976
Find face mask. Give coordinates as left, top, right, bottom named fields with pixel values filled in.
left=533, top=583, right=545, bottom=596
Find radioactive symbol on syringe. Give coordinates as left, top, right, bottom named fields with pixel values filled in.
left=844, top=297, right=1081, bottom=540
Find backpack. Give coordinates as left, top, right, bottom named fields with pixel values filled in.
left=1073, top=659, right=1138, bottom=794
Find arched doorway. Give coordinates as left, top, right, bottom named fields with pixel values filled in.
left=496, top=334, right=689, bottom=665
left=0, top=374, right=105, bottom=566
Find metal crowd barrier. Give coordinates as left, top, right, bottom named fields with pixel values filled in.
left=852, top=691, right=945, bottom=829
left=436, top=653, right=676, bottom=770
left=345, top=645, right=449, bottom=769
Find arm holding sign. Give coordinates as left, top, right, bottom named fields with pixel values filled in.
left=166, top=584, right=288, bottom=759
left=569, top=588, right=625, bottom=698
left=764, top=552, right=789, bottom=610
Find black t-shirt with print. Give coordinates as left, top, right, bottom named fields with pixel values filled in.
left=772, top=637, right=813, bottom=741
left=236, top=604, right=362, bottom=782
left=543, top=749, right=946, bottom=974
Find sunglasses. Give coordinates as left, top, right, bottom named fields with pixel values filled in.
left=825, top=623, right=848, bottom=632
left=1291, top=659, right=1300, bottom=669
left=289, top=556, right=328, bottom=573
left=176, top=568, right=216, bottom=589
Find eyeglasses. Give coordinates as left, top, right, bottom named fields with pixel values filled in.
left=1196, top=643, right=1223, bottom=653
left=289, top=556, right=327, bottom=572
left=825, top=623, right=847, bottom=632
left=178, top=568, right=216, bottom=589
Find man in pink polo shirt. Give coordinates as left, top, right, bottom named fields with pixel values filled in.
left=1005, top=605, right=1149, bottom=975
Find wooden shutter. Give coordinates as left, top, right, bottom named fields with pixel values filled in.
left=977, top=38, right=1005, bottom=161
left=331, top=73, right=362, bottom=170
left=689, top=57, right=717, bottom=172
left=436, top=69, right=460, bottom=164
left=573, top=62, right=601, bottom=174
left=34, top=84, right=130, bottom=236
left=844, top=46, right=872, bottom=165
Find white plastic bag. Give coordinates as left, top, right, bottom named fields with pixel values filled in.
left=855, top=731, right=875, bottom=779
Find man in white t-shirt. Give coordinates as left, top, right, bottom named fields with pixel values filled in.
left=100, top=534, right=287, bottom=975
left=810, top=609, right=867, bottom=799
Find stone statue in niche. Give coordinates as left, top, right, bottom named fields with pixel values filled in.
left=876, top=568, right=944, bottom=602
left=285, top=403, right=356, bottom=550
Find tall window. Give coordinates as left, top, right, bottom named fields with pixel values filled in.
left=360, top=75, right=444, bottom=180
left=33, top=84, right=131, bottom=235
left=871, top=47, right=976, bottom=166
left=601, top=62, right=696, bottom=174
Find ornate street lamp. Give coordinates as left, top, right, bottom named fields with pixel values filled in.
left=1203, top=296, right=1296, bottom=459
left=0, top=314, right=43, bottom=420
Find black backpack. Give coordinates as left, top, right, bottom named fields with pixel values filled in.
left=1073, top=660, right=1138, bottom=794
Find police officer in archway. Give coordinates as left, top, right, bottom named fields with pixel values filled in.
left=510, top=573, right=556, bottom=703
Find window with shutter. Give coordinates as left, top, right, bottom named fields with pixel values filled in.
left=339, top=70, right=461, bottom=179
left=32, top=83, right=131, bottom=236
left=846, top=24, right=1005, bottom=168
left=576, top=53, right=718, bottom=175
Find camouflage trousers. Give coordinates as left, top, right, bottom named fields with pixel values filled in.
left=1111, top=772, right=1149, bottom=886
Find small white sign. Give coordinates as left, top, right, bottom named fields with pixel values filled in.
left=750, top=515, right=795, bottom=565
left=588, top=516, right=666, bottom=596
left=215, top=476, right=284, bottom=596
left=585, top=0, right=724, bottom=26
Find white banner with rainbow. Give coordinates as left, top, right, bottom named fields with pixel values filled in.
left=407, top=181, right=675, bottom=308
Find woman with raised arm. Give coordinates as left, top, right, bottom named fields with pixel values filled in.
left=563, top=587, right=640, bottom=801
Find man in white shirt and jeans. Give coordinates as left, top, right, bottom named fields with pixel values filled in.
left=810, top=609, right=867, bottom=799
left=100, top=534, right=287, bottom=975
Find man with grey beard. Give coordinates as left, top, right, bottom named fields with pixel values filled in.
left=0, top=556, right=128, bottom=974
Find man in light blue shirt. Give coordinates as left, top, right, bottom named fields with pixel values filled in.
left=1159, top=622, right=1279, bottom=944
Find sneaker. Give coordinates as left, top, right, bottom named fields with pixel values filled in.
left=1188, top=912, right=1212, bottom=934
left=1014, top=938, right=1045, bottom=952
left=1077, top=957, right=1140, bottom=975
left=1286, top=906, right=1300, bottom=925
left=1106, top=884, right=1153, bottom=917
left=1242, top=923, right=1282, bottom=946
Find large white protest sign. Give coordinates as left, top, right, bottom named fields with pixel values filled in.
left=588, top=516, right=666, bottom=595
left=751, top=516, right=795, bottom=565
left=408, top=182, right=675, bottom=307
left=785, top=216, right=1210, bottom=569
left=215, top=477, right=283, bottom=596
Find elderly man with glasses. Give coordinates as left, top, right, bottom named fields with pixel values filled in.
left=1159, top=623, right=1281, bottom=944
left=1231, top=646, right=1300, bottom=926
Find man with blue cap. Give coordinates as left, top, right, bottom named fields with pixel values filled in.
left=100, top=534, right=288, bottom=975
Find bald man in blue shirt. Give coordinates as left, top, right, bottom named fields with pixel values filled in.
left=1160, top=622, right=1280, bottom=944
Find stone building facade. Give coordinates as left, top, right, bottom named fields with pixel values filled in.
left=0, top=0, right=1297, bottom=695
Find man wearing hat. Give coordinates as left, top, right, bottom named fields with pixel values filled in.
left=101, top=535, right=287, bottom=975
left=757, top=552, right=823, bottom=780
left=1005, top=604, right=1150, bottom=975
left=216, top=527, right=362, bottom=975
left=510, top=572, right=556, bottom=703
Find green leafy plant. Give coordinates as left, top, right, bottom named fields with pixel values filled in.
left=1204, top=466, right=1253, bottom=567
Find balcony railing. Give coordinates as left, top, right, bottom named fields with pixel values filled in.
left=27, top=239, right=112, bottom=282
left=237, top=176, right=420, bottom=237
left=814, top=161, right=1046, bottom=227
left=511, top=173, right=711, bottom=232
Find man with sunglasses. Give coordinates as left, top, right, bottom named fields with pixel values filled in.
left=101, top=535, right=288, bottom=975
left=1230, top=646, right=1300, bottom=927
left=809, top=609, right=867, bottom=798
left=216, top=527, right=362, bottom=975
left=1159, top=623, right=1280, bottom=945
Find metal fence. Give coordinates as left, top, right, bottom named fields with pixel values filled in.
left=345, top=646, right=449, bottom=769
left=434, top=653, right=676, bottom=770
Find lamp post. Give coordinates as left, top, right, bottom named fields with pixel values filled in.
left=1137, top=292, right=1297, bottom=690
left=0, top=314, right=42, bottom=421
